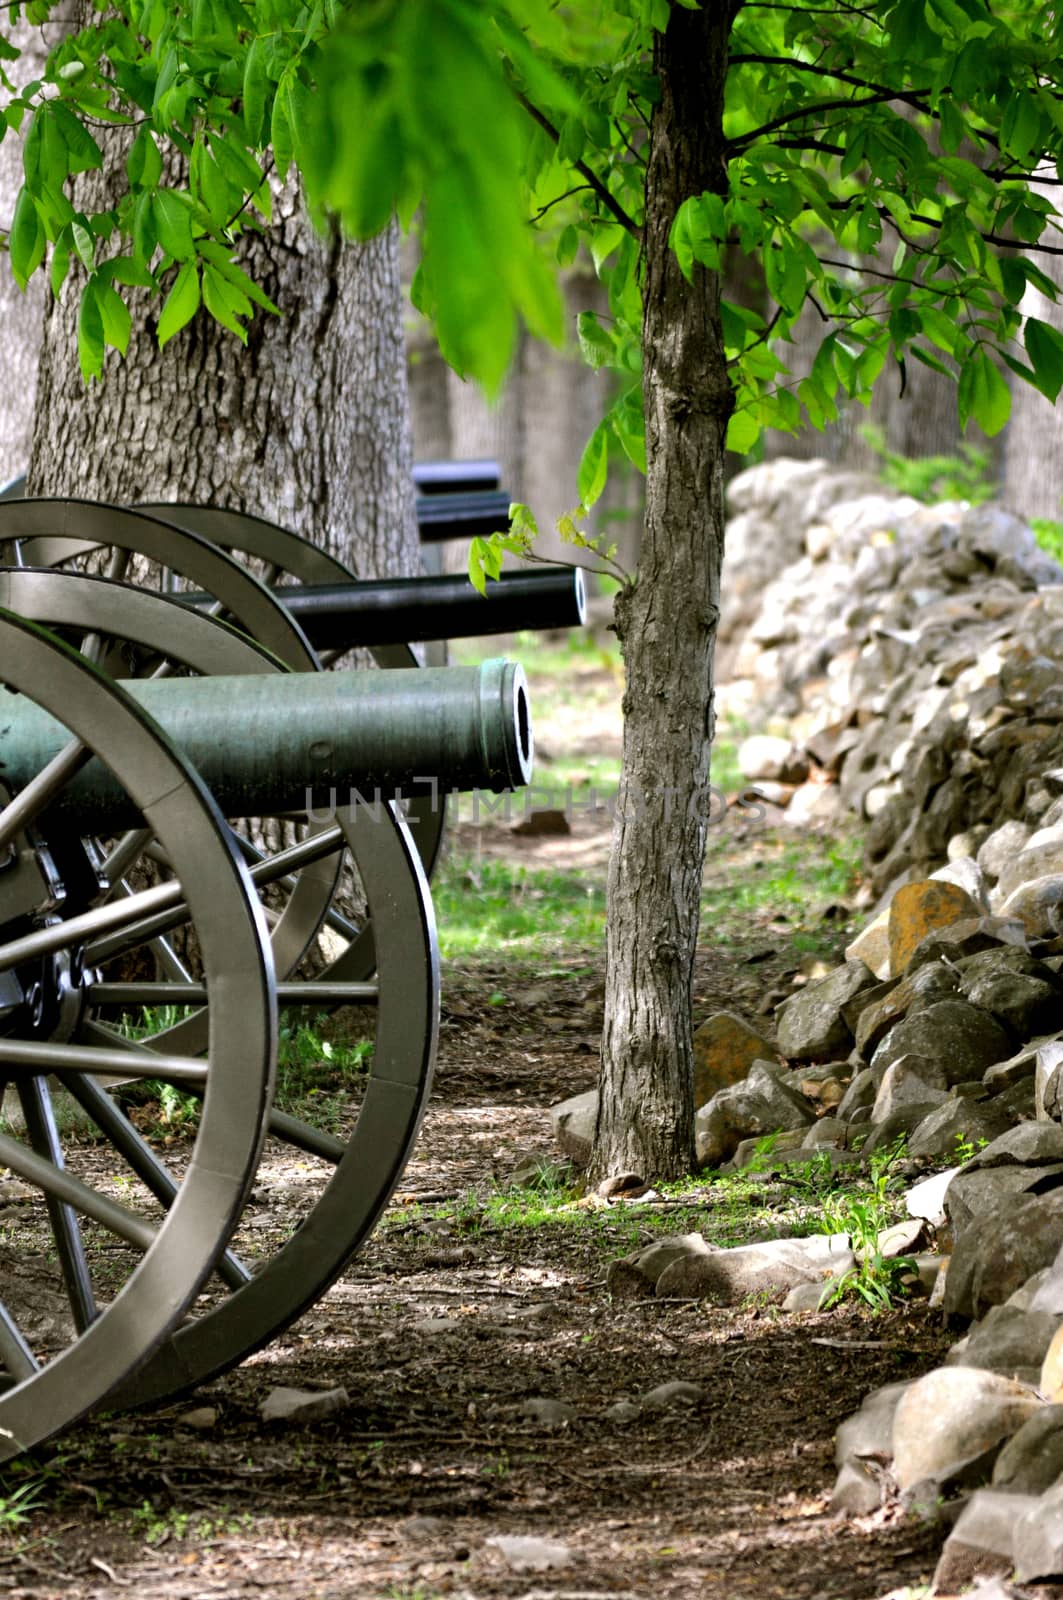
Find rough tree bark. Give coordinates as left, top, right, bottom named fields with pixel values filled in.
left=592, top=3, right=738, bottom=1181
left=26, top=26, right=417, bottom=580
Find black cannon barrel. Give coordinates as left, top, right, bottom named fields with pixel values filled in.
left=413, top=459, right=500, bottom=494
left=416, top=488, right=511, bottom=544
left=264, top=566, right=586, bottom=649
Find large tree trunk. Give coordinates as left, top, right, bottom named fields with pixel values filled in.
left=27, top=96, right=416, bottom=577
left=592, top=4, right=736, bottom=1181
left=0, top=18, right=53, bottom=486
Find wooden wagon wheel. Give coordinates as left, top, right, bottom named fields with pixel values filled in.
left=0, top=611, right=276, bottom=1461
left=0, top=572, right=440, bottom=1407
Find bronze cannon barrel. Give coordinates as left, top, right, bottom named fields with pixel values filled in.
left=0, top=659, right=532, bottom=827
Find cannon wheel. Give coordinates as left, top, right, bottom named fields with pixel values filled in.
left=134, top=502, right=448, bottom=889
left=0, top=574, right=439, bottom=1406
left=0, top=500, right=349, bottom=983
left=0, top=611, right=275, bottom=1461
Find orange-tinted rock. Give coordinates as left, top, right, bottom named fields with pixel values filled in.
left=888, top=879, right=980, bottom=976
left=692, top=1012, right=777, bottom=1109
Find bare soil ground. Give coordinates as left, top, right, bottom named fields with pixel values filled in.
left=0, top=654, right=962, bottom=1599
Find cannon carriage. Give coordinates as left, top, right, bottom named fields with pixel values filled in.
left=0, top=483, right=579, bottom=1459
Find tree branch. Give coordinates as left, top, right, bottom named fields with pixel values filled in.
left=516, top=93, right=641, bottom=239
left=728, top=87, right=932, bottom=151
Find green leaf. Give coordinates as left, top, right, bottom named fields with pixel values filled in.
left=152, top=189, right=195, bottom=261
left=202, top=261, right=248, bottom=341
left=243, top=34, right=269, bottom=147
left=271, top=68, right=294, bottom=180
left=157, top=259, right=201, bottom=347
left=77, top=279, right=105, bottom=383
left=95, top=278, right=132, bottom=357
left=132, top=190, right=156, bottom=266
left=958, top=347, right=1011, bottom=436
left=126, top=126, right=162, bottom=190
left=71, top=218, right=95, bottom=272
left=726, top=409, right=760, bottom=454
left=9, top=188, right=44, bottom=290
left=50, top=101, right=102, bottom=174
left=1025, top=317, right=1063, bottom=404
left=576, top=311, right=614, bottom=369
left=577, top=421, right=609, bottom=507
left=557, top=224, right=578, bottom=268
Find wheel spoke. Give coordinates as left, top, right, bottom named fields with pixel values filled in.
left=0, top=1130, right=157, bottom=1251
left=266, top=1108, right=346, bottom=1162
left=0, top=878, right=184, bottom=974
left=0, top=739, right=93, bottom=853
left=16, top=1080, right=98, bottom=1334
left=99, top=827, right=154, bottom=886
left=0, top=1303, right=37, bottom=1385
left=58, top=1075, right=251, bottom=1291
left=0, top=1039, right=209, bottom=1082
left=86, top=980, right=377, bottom=1008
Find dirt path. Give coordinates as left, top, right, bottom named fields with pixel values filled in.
left=1, top=938, right=954, bottom=1600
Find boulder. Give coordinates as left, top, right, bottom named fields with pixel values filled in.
left=946, top=1162, right=1063, bottom=1239
left=906, top=1167, right=958, bottom=1225
left=694, top=1061, right=814, bottom=1168
left=891, top=1366, right=1041, bottom=1491
left=549, top=1089, right=597, bottom=1165
left=775, top=961, right=876, bottom=1061
left=945, top=1191, right=1063, bottom=1319
left=870, top=1055, right=948, bottom=1122
left=870, top=999, right=1013, bottom=1087
left=655, top=1233, right=854, bottom=1303
left=853, top=960, right=961, bottom=1059
left=906, top=1096, right=1015, bottom=1161
left=1014, top=1484, right=1063, bottom=1584
left=1000, top=873, right=1063, bottom=938
left=888, top=878, right=981, bottom=974
left=993, top=1405, right=1063, bottom=1493
left=946, top=1304, right=1063, bottom=1379
left=692, top=1012, right=778, bottom=1108
left=997, top=822, right=1063, bottom=902
left=933, top=1490, right=1037, bottom=1595
left=844, top=910, right=892, bottom=981
left=1036, top=1038, right=1063, bottom=1121
left=978, top=819, right=1033, bottom=881
left=737, top=734, right=809, bottom=785
left=956, top=946, right=1063, bottom=1035
left=904, top=915, right=1029, bottom=974
left=836, top=1065, right=883, bottom=1122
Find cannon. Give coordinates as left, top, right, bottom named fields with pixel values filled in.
left=0, top=601, right=534, bottom=1457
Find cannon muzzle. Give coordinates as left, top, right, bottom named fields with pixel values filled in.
left=0, top=659, right=533, bottom=828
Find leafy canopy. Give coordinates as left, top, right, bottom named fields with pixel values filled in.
left=2, top=0, right=1063, bottom=476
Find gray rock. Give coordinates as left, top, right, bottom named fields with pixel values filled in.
left=485, top=1535, right=573, bottom=1573
left=800, top=1116, right=848, bottom=1149
left=837, top=1065, right=882, bottom=1122
left=946, top=1304, right=1063, bottom=1378
left=997, top=822, right=1063, bottom=902
left=1030, top=1247, right=1063, bottom=1316
left=603, top=1399, right=641, bottom=1425
left=628, top=1233, right=716, bottom=1287
left=891, top=1367, right=1041, bottom=1490
left=870, top=1055, right=948, bottom=1122
left=829, top=1459, right=884, bottom=1516
left=984, top=1040, right=1041, bottom=1092
left=1014, top=1483, right=1063, bottom=1583
left=853, top=960, right=961, bottom=1059
left=947, top=1163, right=1063, bottom=1239
left=978, top=820, right=1033, bottom=881
left=933, top=1489, right=1037, bottom=1595
left=834, top=1379, right=912, bottom=1467
left=732, top=1129, right=807, bottom=1168
left=906, top=1166, right=959, bottom=1225
left=1000, top=873, right=1063, bottom=938
left=1037, top=1038, right=1063, bottom=1120
left=782, top=1280, right=832, bottom=1312
left=656, top=1233, right=853, bottom=1304
left=993, top=1405, right=1063, bottom=1493
left=857, top=1101, right=952, bottom=1157
left=933, top=855, right=991, bottom=911
left=549, top=1089, right=597, bottom=1165
left=906, top=1096, right=1014, bottom=1161
left=259, top=1385, right=350, bottom=1424
left=640, top=1380, right=705, bottom=1409
left=871, top=999, right=1013, bottom=1086
left=945, top=1191, right=1063, bottom=1319
left=775, top=960, right=876, bottom=1060
left=962, top=1121, right=1063, bottom=1172
left=521, top=1398, right=578, bottom=1428
left=956, top=946, right=1063, bottom=1035
left=694, top=1061, right=815, bottom=1168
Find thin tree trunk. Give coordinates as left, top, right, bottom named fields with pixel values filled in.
left=593, top=4, right=737, bottom=1181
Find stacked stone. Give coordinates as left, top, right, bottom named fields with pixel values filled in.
left=719, top=459, right=1063, bottom=892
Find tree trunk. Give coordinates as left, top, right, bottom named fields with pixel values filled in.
left=1001, top=184, right=1063, bottom=523
left=0, top=17, right=53, bottom=487
left=592, top=4, right=736, bottom=1181
left=27, top=106, right=416, bottom=578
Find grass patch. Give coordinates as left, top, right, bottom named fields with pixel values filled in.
left=432, top=856, right=606, bottom=957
